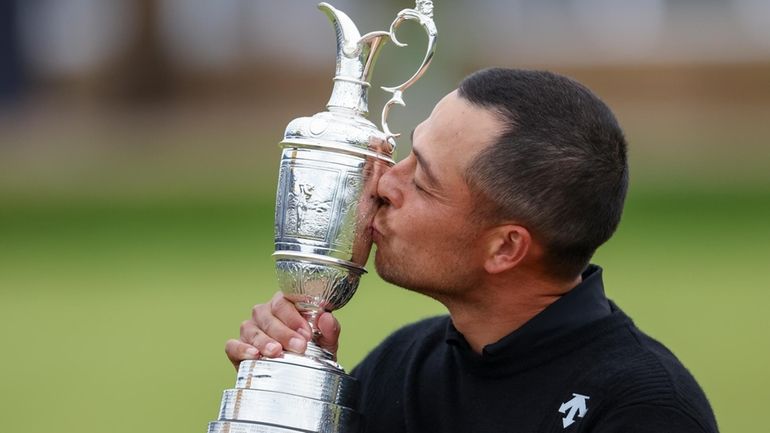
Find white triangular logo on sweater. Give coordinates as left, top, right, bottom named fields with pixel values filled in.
left=559, top=393, right=590, bottom=428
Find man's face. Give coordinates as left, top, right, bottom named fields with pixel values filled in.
left=372, top=90, right=503, bottom=298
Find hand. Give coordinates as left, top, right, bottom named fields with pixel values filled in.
left=224, top=291, right=342, bottom=369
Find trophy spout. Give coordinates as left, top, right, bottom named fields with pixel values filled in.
left=319, top=2, right=389, bottom=115
left=318, top=2, right=363, bottom=61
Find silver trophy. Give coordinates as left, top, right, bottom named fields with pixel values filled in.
left=208, top=2, right=436, bottom=433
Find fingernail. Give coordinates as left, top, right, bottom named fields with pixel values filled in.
left=245, top=347, right=259, bottom=358
left=297, top=328, right=312, bottom=340
left=265, top=342, right=281, bottom=355
left=288, top=337, right=305, bottom=353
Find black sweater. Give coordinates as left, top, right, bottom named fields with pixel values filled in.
left=351, top=266, right=718, bottom=433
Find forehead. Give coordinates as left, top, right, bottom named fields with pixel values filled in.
left=413, top=90, right=502, bottom=179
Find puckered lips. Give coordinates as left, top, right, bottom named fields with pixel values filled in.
left=371, top=213, right=386, bottom=244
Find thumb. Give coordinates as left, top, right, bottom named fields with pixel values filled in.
left=316, top=312, right=340, bottom=357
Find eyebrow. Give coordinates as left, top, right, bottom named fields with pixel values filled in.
left=410, top=130, right=440, bottom=187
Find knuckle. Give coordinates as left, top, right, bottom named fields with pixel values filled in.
left=270, top=294, right=287, bottom=312
left=248, top=332, right=263, bottom=348
left=239, top=320, right=257, bottom=340
left=225, top=339, right=238, bottom=356
left=239, top=320, right=251, bottom=333
left=249, top=330, right=268, bottom=347
left=261, top=317, right=279, bottom=336
left=252, top=303, right=267, bottom=318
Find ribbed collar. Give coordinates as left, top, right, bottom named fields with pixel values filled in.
left=445, top=264, right=611, bottom=358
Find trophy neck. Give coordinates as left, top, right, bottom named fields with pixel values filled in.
left=326, top=38, right=389, bottom=116
left=327, top=79, right=370, bottom=115
left=321, top=2, right=388, bottom=116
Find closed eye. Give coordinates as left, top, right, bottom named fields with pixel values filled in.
left=413, top=179, right=427, bottom=193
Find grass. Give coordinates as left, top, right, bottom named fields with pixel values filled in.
left=1, top=187, right=768, bottom=432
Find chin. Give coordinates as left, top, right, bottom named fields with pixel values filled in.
left=374, top=255, right=426, bottom=294
left=373, top=251, right=406, bottom=287
left=372, top=250, right=392, bottom=281
left=373, top=246, right=456, bottom=296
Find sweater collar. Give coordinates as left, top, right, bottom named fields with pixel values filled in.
left=445, top=264, right=611, bottom=357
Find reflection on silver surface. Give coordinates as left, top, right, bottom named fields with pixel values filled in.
left=208, top=421, right=303, bottom=433
left=207, top=354, right=362, bottom=433
left=208, top=2, right=436, bottom=432
left=275, top=259, right=360, bottom=317
left=217, top=389, right=360, bottom=433
left=235, top=358, right=359, bottom=407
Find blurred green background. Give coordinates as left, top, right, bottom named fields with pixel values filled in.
left=1, top=1, right=769, bottom=432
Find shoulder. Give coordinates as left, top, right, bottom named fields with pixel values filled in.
left=589, top=403, right=717, bottom=433
left=581, top=310, right=718, bottom=432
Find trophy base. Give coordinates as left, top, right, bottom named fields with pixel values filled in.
left=208, top=421, right=306, bottom=433
left=208, top=352, right=362, bottom=433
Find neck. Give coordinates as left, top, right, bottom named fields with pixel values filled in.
left=443, top=270, right=581, bottom=354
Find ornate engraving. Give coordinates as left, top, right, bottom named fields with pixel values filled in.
left=276, top=260, right=359, bottom=312
left=332, top=173, right=364, bottom=254
left=280, top=165, right=340, bottom=242
left=275, top=260, right=302, bottom=298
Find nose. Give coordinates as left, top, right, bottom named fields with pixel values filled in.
left=376, top=159, right=406, bottom=208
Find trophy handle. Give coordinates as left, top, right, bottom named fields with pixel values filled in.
left=379, top=0, right=437, bottom=145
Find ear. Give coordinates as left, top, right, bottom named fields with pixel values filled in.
left=483, top=225, right=532, bottom=274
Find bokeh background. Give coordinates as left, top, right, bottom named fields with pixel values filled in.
left=1, top=0, right=769, bottom=432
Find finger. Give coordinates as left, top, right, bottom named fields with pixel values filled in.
left=367, top=136, right=388, bottom=152
left=251, top=327, right=307, bottom=357
left=239, top=319, right=259, bottom=344
left=240, top=317, right=285, bottom=357
left=251, top=295, right=309, bottom=354
left=316, top=312, right=340, bottom=356
left=270, top=292, right=313, bottom=340
left=225, top=339, right=260, bottom=370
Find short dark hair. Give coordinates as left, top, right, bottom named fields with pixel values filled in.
left=458, top=68, right=628, bottom=279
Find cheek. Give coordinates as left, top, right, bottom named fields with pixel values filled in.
left=398, top=202, right=469, bottom=250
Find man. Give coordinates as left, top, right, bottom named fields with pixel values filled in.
left=226, top=68, right=718, bottom=432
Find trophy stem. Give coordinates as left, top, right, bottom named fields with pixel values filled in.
left=300, top=308, right=338, bottom=363
left=301, top=308, right=323, bottom=338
